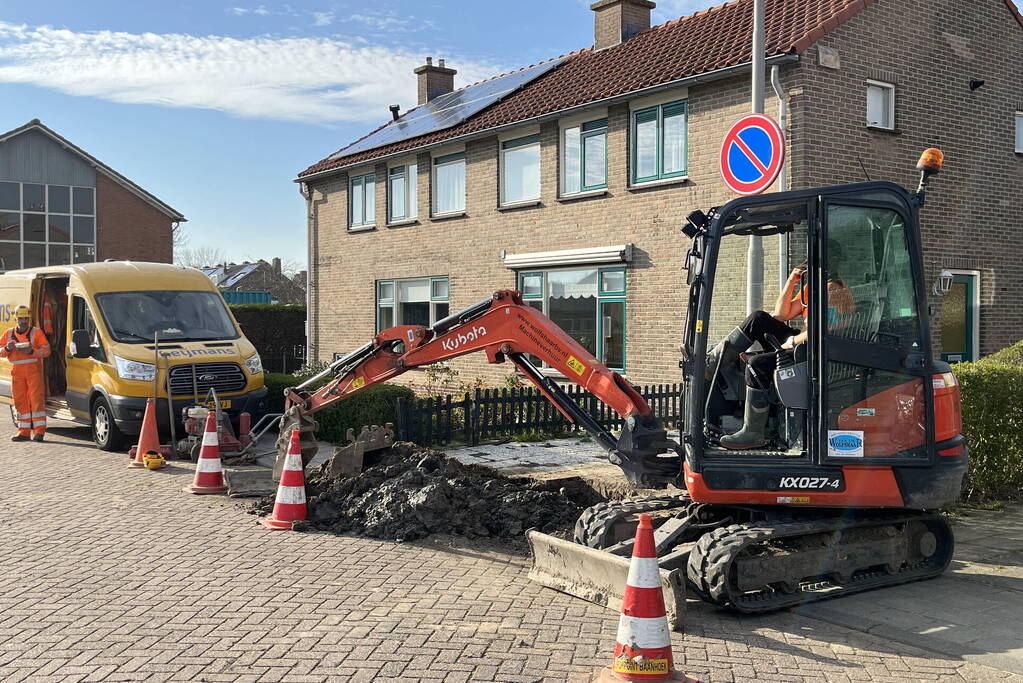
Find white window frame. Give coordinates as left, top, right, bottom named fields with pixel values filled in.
left=375, top=276, right=449, bottom=332
left=499, top=133, right=542, bottom=206
left=866, top=80, right=896, bottom=131
left=348, top=171, right=376, bottom=229
left=0, top=180, right=96, bottom=271
left=431, top=152, right=466, bottom=216
left=387, top=160, right=418, bottom=223
left=1015, top=111, right=1023, bottom=154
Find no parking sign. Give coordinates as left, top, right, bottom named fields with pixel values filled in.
left=719, top=113, right=785, bottom=196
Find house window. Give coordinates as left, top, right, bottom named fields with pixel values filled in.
left=1016, top=112, right=1023, bottom=154
left=376, top=276, right=449, bottom=332
left=349, top=173, right=376, bottom=228
left=500, top=134, right=541, bottom=204
left=388, top=163, right=417, bottom=222
left=632, top=100, right=687, bottom=184
left=518, top=266, right=627, bottom=371
left=564, top=118, right=608, bottom=195
left=866, top=81, right=895, bottom=130
left=0, top=181, right=96, bottom=271
left=433, top=152, right=465, bottom=215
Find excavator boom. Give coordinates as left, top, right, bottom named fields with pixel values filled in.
left=277, top=290, right=681, bottom=487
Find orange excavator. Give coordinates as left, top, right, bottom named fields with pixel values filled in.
left=278, top=149, right=967, bottom=617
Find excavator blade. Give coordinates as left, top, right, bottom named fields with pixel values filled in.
left=526, top=530, right=686, bottom=632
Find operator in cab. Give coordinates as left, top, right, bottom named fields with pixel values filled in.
left=707, top=240, right=854, bottom=449
left=0, top=306, right=51, bottom=442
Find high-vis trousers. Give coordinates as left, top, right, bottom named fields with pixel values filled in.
left=12, top=360, right=46, bottom=437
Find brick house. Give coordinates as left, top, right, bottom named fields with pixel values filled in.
left=202, top=257, right=307, bottom=304
left=297, top=0, right=1022, bottom=387
left=0, top=119, right=184, bottom=269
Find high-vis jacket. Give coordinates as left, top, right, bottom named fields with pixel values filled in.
left=0, top=325, right=51, bottom=436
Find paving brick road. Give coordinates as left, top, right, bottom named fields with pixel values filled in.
left=1, top=425, right=1019, bottom=683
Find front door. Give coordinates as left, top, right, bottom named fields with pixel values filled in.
left=819, top=194, right=934, bottom=464
left=65, top=295, right=105, bottom=419
left=939, top=274, right=977, bottom=363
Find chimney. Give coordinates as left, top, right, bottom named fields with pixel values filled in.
left=272, top=257, right=282, bottom=275
left=590, top=0, right=655, bottom=51
left=414, top=56, right=457, bottom=105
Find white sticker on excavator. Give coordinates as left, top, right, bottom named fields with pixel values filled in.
left=828, top=430, right=864, bottom=458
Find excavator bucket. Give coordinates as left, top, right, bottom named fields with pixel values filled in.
left=526, top=529, right=686, bottom=631
left=328, top=424, right=395, bottom=477
left=273, top=405, right=320, bottom=481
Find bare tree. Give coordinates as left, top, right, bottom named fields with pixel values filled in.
left=176, top=245, right=227, bottom=269
left=172, top=223, right=189, bottom=259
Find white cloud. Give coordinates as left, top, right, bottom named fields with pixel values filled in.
left=311, top=11, right=334, bottom=26
left=0, top=22, right=499, bottom=124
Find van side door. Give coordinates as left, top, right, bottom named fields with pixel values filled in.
left=65, top=295, right=105, bottom=419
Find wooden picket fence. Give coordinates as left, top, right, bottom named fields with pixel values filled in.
left=395, top=383, right=681, bottom=447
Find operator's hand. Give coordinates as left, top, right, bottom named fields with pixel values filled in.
left=781, top=336, right=795, bottom=350
left=786, top=266, right=805, bottom=285
left=4, top=340, right=14, bottom=353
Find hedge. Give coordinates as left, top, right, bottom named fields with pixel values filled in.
left=230, top=304, right=306, bottom=373
left=953, top=360, right=1023, bottom=502
left=264, top=372, right=414, bottom=444
left=981, top=339, right=1023, bottom=368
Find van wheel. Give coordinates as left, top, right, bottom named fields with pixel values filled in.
left=92, top=397, right=125, bottom=451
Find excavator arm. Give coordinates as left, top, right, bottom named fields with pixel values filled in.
left=280, top=290, right=681, bottom=488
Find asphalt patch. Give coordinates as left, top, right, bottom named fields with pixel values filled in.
left=246, top=442, right=581, bottom=543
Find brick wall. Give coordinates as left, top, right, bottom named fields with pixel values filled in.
left=95, top=173, right=174, bottom=263
left=786, top=0, right=1023, bottom=356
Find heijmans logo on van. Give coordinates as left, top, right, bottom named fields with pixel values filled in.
left=827, top=430, right=864, bottom=458
left=159, top=347, right=235, bottom=359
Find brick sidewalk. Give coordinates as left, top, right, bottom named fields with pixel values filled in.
left=0, top=426, right=1017, bottom=682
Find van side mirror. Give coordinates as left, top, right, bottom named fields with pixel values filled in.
left=70, top=329, right=93, bottom=359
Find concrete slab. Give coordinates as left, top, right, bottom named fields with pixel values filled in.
left=800, top=504, right=1023, bottom=676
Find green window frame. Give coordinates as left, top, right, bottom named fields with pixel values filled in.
left=564, top=118, right=608, bottom=195
left=631, top=100, right=688, bottom=184
left=349, top=172, right=376, bottom=228
left=516, top=266, right=627, bottom=372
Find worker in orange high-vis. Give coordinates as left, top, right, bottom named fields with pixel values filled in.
left=0, top=306, right=51, bottom=441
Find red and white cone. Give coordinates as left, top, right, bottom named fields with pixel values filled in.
left=261, top=430, right=307, bottom=530
left=595, top=514, right=697, bottom=682
left=184, top=412, right=228, bottom=495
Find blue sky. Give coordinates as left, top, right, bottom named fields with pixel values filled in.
left=0, top=1, right=1018, bottom=267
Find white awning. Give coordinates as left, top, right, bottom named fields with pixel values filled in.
left=502, top=244, right=633, bottom=269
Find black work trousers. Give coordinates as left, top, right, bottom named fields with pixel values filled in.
left=738, top=310, right=798, bottom=391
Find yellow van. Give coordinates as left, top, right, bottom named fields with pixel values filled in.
left=0, top=261, right=267, bottom=450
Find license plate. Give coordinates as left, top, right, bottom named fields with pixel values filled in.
left=199, top=399, right=232, bottom=409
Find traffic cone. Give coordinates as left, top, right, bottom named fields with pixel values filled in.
left=261, top=430, right=307, bottom=530
left=127, top=398, right=161, bottom=467
left=595, top=514, right=697, bottom=683
left=184, top=412, right=228, bottom=495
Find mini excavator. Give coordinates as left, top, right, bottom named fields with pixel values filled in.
left=278, top=149, right=966, bottom=616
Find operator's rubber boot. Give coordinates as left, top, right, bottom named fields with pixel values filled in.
left=720, top=387, right=771, bottom=450
left=705, top=327, right=753, bottom=380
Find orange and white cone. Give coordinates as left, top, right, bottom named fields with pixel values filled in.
left=184, top=412, right=228, bottom=495
left=596, top=514, right=697, bottom=683
left=261, top=430, right=307, bottom=530
left=128, top=398, right=161, bottom=467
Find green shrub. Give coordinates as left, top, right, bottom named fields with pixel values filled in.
left=952, top=361, right=1023, bottom=502
left=982, top=339, right=1023, bottom=368
left=262, top=372, right=413, bottom=444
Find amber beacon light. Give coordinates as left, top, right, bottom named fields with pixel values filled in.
left=917, top=148, right=944, bottom=174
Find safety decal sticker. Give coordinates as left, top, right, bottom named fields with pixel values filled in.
left=933, top=377, right=947, bottom=389
left=828, top=430, right=864, bottom=458
left=350, top=376, right=366, bottom=390
left=566, top=355, right=586, bottom=377
left=776, top=496, right=811, bottom=504
left=856, top=407, right=876, bottom=417
left=613, top=655, right=670, bottom=675
left=695, top=319, right=704, bottom=334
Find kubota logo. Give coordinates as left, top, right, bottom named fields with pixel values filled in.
left=441, top=325, right=487, bottom=352
left=829, top=434, right=863, bottom=451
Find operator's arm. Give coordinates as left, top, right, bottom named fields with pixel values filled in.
left=31, top=329, right=51, bottom=359
left=772, top=268, right=805, bottom=321
left=0, top=330, right=10, bottom=358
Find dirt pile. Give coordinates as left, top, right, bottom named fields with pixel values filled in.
left=248, top=442, right=581, bottom=542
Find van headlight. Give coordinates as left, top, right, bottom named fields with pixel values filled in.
left=114, top=355, right=157, bottom=382
left=244, top=353, right=263, bottom=375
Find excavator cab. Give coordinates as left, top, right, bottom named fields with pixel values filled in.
left=677, top=179, right=966, bottom=509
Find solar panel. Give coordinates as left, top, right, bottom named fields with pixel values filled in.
left=332, top=57, right=566, bottom=160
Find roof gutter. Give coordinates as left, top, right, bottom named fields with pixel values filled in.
left=295, top=52, right=800, bottom=182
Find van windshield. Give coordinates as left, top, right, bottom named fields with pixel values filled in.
left=95, top=290, right=238, bottom=343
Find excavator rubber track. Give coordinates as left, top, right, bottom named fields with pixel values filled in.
left=686, top=511, right=955, bottom=614
left=574, top=493, right=693, bottom=548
